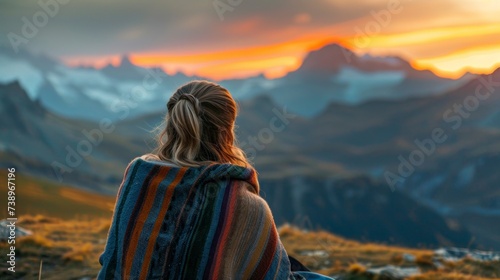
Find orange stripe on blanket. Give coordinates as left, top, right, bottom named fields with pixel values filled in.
left=123, top=166, right=171, bottom=278
left=139, top=168, right=187, bottom=279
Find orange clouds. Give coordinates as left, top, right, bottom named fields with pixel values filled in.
left=413, top=45, right=500, bottom=78
left=127, top=21, right=500, bottom=80
left=342, top=23, right=500, bottom=78
left=129, top=36, right=337, bottom=79
left=61, top=5, right=500, bottom=81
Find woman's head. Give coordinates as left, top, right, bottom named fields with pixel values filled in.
left=154, top=80, right=250, bottom=167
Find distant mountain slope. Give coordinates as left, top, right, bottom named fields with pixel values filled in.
left=0, top=81, right=148, bottom=192
left=262, top=43, right=474, bottom=116
left=261, top=175, right=473, bottom=249
left=0, top=170, right=115, bottom=219
left=0, top=47, right=190, bottom=121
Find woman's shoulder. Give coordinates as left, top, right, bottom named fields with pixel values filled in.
left=122, top=154, right=260, bottom=194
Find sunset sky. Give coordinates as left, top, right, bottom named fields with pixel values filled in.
left=1, top=0, right=500, bottom=80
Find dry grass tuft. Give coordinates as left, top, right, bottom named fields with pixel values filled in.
left=93, top=219, right=112, bottom=234
left=390, top=253, right=404, bottom=265
left=409, top=271, right=492, bottom=280
left=415, top=252, right=434, bottom=266
left=18, top=234, right=53, bottom=248
left=19, top=214, right=60, bottom=225
left=347, top=262, right=367, bottom=274
left=62, top=242, right=94, bottom=262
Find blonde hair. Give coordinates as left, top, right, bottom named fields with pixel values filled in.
left=151, top=80, right=251, bottom=168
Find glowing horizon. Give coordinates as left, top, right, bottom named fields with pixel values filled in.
left=61, top=35, right=500, bottom=81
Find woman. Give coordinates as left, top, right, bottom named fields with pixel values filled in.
left=98, top=81, right=334, bottom=279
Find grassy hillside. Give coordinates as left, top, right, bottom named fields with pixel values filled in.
left=281, top=226, right=500, bottom=279
left=0, top=170, right=116, bottom=220
left=0, top=217, right=498, bottom=279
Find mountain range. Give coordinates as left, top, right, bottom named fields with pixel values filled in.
left=1, top=44, right=499, bottom=250
left=0, top=43, right=474, bottom=120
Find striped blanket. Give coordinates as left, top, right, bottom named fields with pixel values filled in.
left=98, top=157, right=333, bottom=279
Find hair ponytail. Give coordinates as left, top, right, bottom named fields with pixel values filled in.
left=168, top=96, right=202, bottom=163
left=154, top=81, right=252, bottom=168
